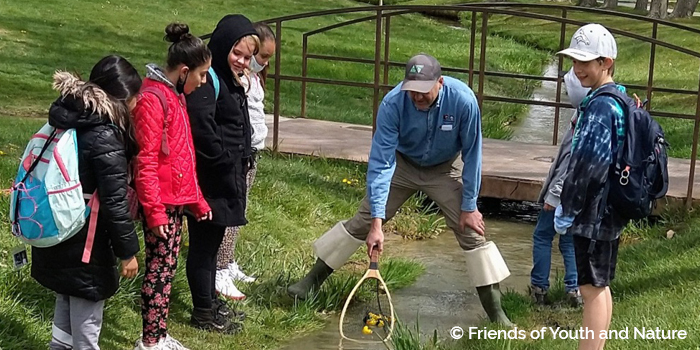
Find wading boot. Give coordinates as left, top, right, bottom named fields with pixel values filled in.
left=287, top=258, right=334, bottom=300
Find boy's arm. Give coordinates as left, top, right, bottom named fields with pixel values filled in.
left=558, top=98, right=617, bottom=220
left=544, top=119, right=575, bottom=208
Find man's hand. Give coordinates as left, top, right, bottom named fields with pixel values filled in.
left=543, top=203, right=556, bottom=211
left=460, top=209, right=485, bottom=236
left=120, top=257, right=138, bottom=278
left=366, top=218, right=384, bottom=257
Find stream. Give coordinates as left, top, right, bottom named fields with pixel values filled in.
left=282, top=214, right=569, bottom=349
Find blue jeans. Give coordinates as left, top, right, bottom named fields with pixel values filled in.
left=530, top=208, right=578, bottom=292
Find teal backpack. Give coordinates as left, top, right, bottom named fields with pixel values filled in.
left=208, top=67, right=220, bottom=101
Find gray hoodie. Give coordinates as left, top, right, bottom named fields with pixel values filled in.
left=537, top=69, right=591, bottom=207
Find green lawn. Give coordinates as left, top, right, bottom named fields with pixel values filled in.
left=0, top=116, right=430, bottom=350
left=3, top=1, right=700, bottom=349
left=0, top=0, right=552, bottom=140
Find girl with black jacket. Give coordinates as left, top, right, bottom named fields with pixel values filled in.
left=184, top=14, right=259, bottom=333
left=32, top=55, right=141, bottom=350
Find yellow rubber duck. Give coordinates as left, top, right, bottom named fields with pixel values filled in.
left=362, top=326, right=373, bottom=335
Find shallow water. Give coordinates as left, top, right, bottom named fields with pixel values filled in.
left=511, top=62, right=576, bottom=145
left=282, top=215, right=569, bottom=349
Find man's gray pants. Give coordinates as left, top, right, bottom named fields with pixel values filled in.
left=313, top=153, right=510, bottom=287
left=49, top=294, right=105, bottom=350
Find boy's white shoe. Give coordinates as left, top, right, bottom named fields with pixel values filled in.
left=133, top=338, right=164, bottom=350
left=228, top=262, right=256, bottom=283
left=216, top=269, right=246, bottom=300
left=163, top=334, right=189, bottom=350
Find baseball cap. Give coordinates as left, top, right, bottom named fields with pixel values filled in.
left=557, top=24, right=617, bottom=62
left=401, top=54, right=442, bottom=93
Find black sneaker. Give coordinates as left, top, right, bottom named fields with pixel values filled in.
left=529, top=285, right=548, bottom=306
left=566, top=290, right=583, bottom=308
left=213, top=298, right=246, bottom=321
left=191, top=307, right=242, bottom=334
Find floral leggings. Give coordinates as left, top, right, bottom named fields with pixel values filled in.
left=140, top=208, right=183, bottom=345
left=216, top=164, right=257, bottom=270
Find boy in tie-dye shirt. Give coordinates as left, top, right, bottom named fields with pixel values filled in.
left=554, top=23, right=629, bottom=350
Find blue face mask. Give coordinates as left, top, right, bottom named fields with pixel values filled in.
left=249, top=56, right=266, bottom=73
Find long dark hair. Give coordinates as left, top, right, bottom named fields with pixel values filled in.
left=164, top=23, right=211, bottom=70
left=253, top=22, right=275, bottom=90
left=88, top=55, right=141, bottom=152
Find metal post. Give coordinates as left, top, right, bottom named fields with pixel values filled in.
left=477, top=12, right=488, bottom=111
left=553, top=9, right=567, bottom=146
left=273, top=21, right=282, bottom=152
left=469, top=11, right=477, bottom=88
left=301, top=34, right=308, bottom=118
left=372, top=6, right=383, bottom=132
left=687, top=69, right=700, bottom=207
left=646, top=22, right=658, bottom=111
left=383, top=16, right=391, bottom=86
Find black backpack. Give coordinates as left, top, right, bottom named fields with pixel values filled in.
left=587, top=85, right=670, bottom=221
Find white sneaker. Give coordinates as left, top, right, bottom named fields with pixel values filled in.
left=216, top=269, right=246, bottom=300
left=163, top=334, right=189, bottom=350
left=134, top=338, right=164, bottom=350
left=228, top=262, right=256, bottom=283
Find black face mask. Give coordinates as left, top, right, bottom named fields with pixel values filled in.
left=176, top=70, right=190, bottom=94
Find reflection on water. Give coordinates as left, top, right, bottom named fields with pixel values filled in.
left=283, top=214, right=570, bottom=349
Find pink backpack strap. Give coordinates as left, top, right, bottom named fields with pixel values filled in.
left=81, top=190, right=100, bottom=264
left=140, top=87, right=170, bottom=156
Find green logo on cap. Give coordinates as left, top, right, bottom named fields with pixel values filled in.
left=410, top=65, right=424, bottom=74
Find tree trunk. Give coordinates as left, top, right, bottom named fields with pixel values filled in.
left=670, top=0, right=700, bottom=17
left=578, top=0, right=598, bottom=7
left=635, top=0, right=650, bottom=11
left=604, top=0, right=619, bottom=8
left=648, top=0, right=668, bottom=18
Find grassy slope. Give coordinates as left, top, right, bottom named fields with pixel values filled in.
left=0, top=0, right=550, bottom=139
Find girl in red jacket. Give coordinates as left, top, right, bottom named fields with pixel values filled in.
left=131, top=23, right=212, bottom=350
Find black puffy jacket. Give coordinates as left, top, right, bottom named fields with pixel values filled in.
left=30, top=72, right=140, bottom=302
left=184, top=15, right=257, bottom=227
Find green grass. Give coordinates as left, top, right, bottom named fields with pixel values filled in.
left=0, top=0, right=552, bottom=140
left=4, top=0, right=700, bottom=150
left=0, top=119, right=434, bottom=350
left=385, top=192, right=448, bottom=240
left=0, top=116, right=45, bottom=190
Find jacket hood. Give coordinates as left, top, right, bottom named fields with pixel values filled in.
left=208, top=14, right=258, bottom=92
left=48, top=71, right=120, bottom=129
left=145, top=64, right=176, bottom=90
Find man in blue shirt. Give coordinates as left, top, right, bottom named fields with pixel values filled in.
left=288, top=54, right=513, bottom=326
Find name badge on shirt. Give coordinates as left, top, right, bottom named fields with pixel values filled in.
left=441, top=114, right=455, bottom=131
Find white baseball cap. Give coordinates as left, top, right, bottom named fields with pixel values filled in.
left=557, top=24, right=617, bottom=62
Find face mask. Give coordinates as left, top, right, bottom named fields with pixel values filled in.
left=249, top=56, right=266, bottom=74
left=176, top=70, right=189, bottom=94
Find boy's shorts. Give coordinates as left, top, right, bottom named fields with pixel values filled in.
left=573, top=235, right=619, bottom=287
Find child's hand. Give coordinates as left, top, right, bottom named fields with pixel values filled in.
left=156, top=224, right=170, bottom=239
left=121, top=257, right=138, bottom=278
left=196, top=211, right=213, bottom=222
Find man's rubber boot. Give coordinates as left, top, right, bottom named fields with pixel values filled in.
left=287, top=258, right=334, bottom=300
left=476, top=283, right=515, bottom=327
